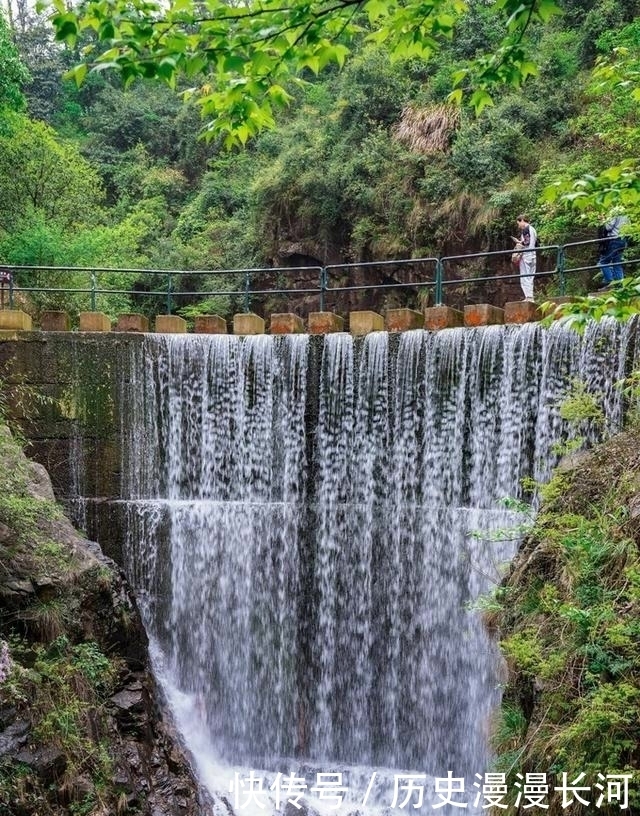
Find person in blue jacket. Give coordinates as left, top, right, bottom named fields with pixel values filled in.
left=597, top=210, right=629, bottom=289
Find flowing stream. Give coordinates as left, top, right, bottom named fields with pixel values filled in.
left=102, top=320, right=637, bottom=815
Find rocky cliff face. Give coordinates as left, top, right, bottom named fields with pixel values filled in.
left=0, top=424, right=210, bottom=816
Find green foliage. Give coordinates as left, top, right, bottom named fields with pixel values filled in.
left=0, top=113, right=104, bottom=233
left=558, top=379, right=605, bottom=425
left=0, top=416, right=128, bottom=813
left=0, top=0, right=628, bottom=320
left=43, top=0, right=562, bottom=146
left=544, top=277, right=640, bottom=330
left=71, top=641, right=118, bottom=694
left=541, top=21, right=640, bottom=233
left=547, top=378, right=605, bottom=457
left=544, top=160, right=640, bottom=214
left=616, top=370, right=640, bottom=427
left=0, top=493, right=60, bottom=543
left=3, top=635, right=119, bottom=767
left=0, top=10, right=29, bottom=112
left=36, top=540, right=74, bottom=573
left=493, top=439, right=640, bottom=799
left=0, top=403, right=62, bottom=543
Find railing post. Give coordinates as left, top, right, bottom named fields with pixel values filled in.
left=90, top=272, right=97, bottom=311
left=8, top=273, right=13, bottom=309
left=557, top=246, right=566, bottom=296
left=244, top=270, right=251, bottom=313
left=435, top=258, right=444, bottom=306
left=167, top=272, right=173, bottom=315
left=320, top=266, right=326, bottom=312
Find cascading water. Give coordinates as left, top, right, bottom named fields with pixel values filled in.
left=107, top=319, right=637, bottom=815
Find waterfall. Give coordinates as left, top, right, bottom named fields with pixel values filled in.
left=112, top=320, right=635, bottom=815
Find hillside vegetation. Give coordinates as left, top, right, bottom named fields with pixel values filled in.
left=491, top=425, right=640, bottom=814
left=0, top=405, right=206, bottom=814
left=0, top=0, right=638, bottom=320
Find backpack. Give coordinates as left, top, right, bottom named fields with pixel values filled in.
left=521, top=226, right=537, bottom=248
left=597, top=223, right=611, bottom=255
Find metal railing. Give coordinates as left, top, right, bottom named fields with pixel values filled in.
left=0, top=238, right=636, bottom=317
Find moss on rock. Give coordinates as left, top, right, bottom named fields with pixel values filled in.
left=0, top=423, right=209, bottom=816
left=493, top=429, right=640, bottom=815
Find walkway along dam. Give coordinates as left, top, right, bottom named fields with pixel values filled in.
left=0, top=320, right=637, bottom=814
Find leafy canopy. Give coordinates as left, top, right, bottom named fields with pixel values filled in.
left=0, top=10, right=30, bottom=111
left=540, top=21, right=640, bottom=327
left=40, top=0, right=561, bottom=146
left=0, top=114, right=104, bottom=233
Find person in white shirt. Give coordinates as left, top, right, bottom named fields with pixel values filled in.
left=516, top=214, right=537, bottom=302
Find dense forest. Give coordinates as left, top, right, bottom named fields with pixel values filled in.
left=0, top=0, right=639, bottom=320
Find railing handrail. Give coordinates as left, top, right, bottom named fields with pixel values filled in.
left=0, top=238, right=634, bottom=314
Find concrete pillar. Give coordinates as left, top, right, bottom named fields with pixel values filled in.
left=40, top=311, right=70, bottom=332
left=504, top=301, right=541, bottom=324
left=350, top=310, right=384, bottom=335
left=233, top=313, right=265, bottom=335
left=424, top=306, right=463, bottom=331
left=115, top=313, right=149, bottom=333
left=79, top=312, right=111, bottom=332
left=308, top=312, right=344, bottom=334
left=464, top=304, right=505, bottom=327
left=386, top=308, right=424, bottom=332
left=0, top=310, right=32, bottom=331
left=194, top=315, right=227, bottom=334
left=270, top=313, right=305, bottom=334
left=155, top=315, right=187, bottom=334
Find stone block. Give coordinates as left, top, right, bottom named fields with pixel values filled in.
left=115, top=313, right=149, bottom=333
left=233, top=313, right=265, bottom=335
left=308, top=312, right=344, bottom=334
left=79, top=312, right=111, bottom=332
left=504, top=301, right=542, bottom=324
left=0, top=310, right=32, bottom=331
left=424, top=306, right=464, bottom=331
left=194, top=315, right=227, bottom=334
left=349, top=310, right=384, bottom=335
left=155, top=315, right=187, bottom=334
left=464, top=304, right=505, bottom=327
left=40, top=311, right=71, bottom=332
left=270, top=313, right=305, bottom=334
left=386, top=308, right=424, bottom=332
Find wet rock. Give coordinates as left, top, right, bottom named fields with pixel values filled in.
left=1, top=579, right=34, bottom=595
left=0, top=705, right=17, bottom=729
left=27, top=461, right=57, bottom=501
left=112, top=769, right=133, bottom=789
left=15, top=745, right=67, bottom=784
left=109, top=686, right=146, bottom=735
left=0, top=578, right=36, bottom=609
left=0, top=719, right=29, bottom=755
left=110, top=687, right=144, bottom=713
